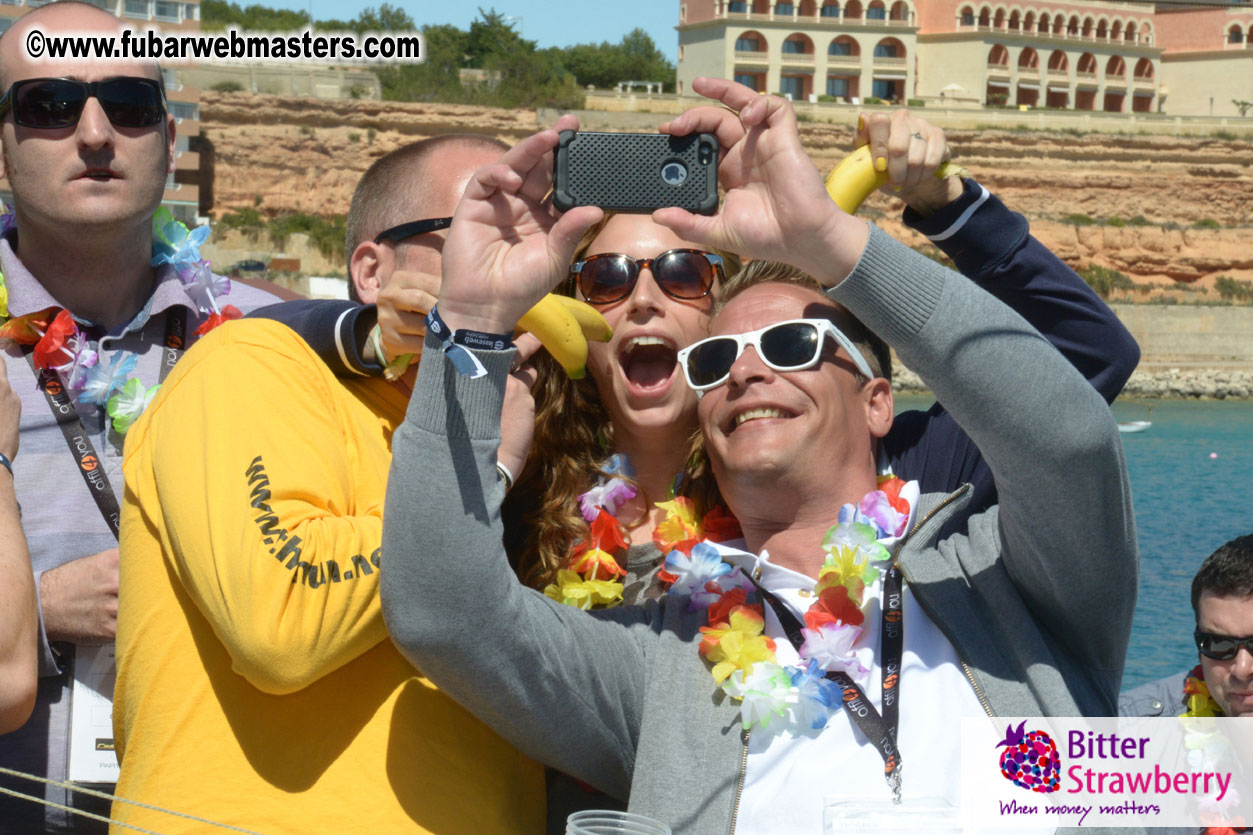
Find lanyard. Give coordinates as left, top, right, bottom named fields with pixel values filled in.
left=753, top=565, right=906, bottom=802
left=22, top=308, right=187, bottom=539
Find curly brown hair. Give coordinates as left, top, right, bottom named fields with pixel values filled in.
left=503, top=214, right=739, bottom=589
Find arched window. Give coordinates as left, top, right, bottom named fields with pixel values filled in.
left=1008, top=10, right=1020, bottom=30
left=1230, top=25, right=1245, bottom=44
left=829, top=35, right=859, bottom=56
left=1081, top=17, right=1094, bottom=38
left=960, top=4, right=974, bottom=25
left=1047, top=49, right=1067, bottom=71
left=1139, top=22, right=1152, bottom=44
left=1111, top=20, right=1122, bottom=40
left=1096, top=19, right=1108, bottom=40
left=1134, top=57, right=1154, bottom=80
left=978, top=6, right=990, bottom=27
left=1018, top=46, right=1038, bottom=69
left=1067, top=15, right=1079, bottom=36
left=988, top=44, right=1009, bottom=65
left=844, top=0, right=863, bottom=18
left=820, top=1, right=841, bottom=17
left=874, top=36, right=905, bottom=58
left=1106, top=55, right=1125, bottom=77
left=867, top=0, right=887, bottom=20
left=735, top=31, right=767, bottom=52
left=1037, top=13, right=1050, bottom=33
left=1124, top=19, right=1137, bottom=42
left=1077, top=52, right=1097, bottom=74
left=1023, top=11, right=1036, bottom=32
left=782, top=33, right=813, bottom=53
left=993, top=8, right=1006, bottom=28
left=889, top=1, right=910, bottom=21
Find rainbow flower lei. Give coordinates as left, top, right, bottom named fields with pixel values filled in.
left=0, top=206, right=238, bottom=434
left=1183, top=664, right=1224, bottom=718
left=666, top=475, right=918, bottom=734
left=543, top=454, right=742, bottom=609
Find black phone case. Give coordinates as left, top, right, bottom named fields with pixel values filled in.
left=552, top=131, right=719, bottom=215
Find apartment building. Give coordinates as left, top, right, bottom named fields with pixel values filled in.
left=677, top=0, right=1253, bottom=117
left=0, top=0, right=202, bottom=221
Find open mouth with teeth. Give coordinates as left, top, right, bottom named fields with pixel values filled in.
left=620, top=336, right=678, bottom=391
left=726, top=406, right=792, bottom=434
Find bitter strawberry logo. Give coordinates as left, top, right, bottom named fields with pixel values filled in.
left=997, top=721, right=1061, bottom=793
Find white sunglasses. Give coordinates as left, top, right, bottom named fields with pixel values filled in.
left=677, top=318, right=875, bottom=392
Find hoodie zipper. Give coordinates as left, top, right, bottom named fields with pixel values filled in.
left=728, top=728, right=749, bottom=834
left=892, top=485, right=994, bottom=717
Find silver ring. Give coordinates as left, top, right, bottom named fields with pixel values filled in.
left=911, top=132, right=925, bottom=141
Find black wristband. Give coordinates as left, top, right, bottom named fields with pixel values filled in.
left=425, top=304, right=513, bottom=379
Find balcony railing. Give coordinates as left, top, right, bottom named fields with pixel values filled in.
left=715, top=8, right=912, bottom=26
left=873, top=56, right=907, bottom=68
left=1132, top=75, right=1155, bottom=87
left=734, top=50, right=770, bottom=64
left=828, top=54, right=861, bottom=68
left=1105, top=75, right=1127, bottom=88
left=956, top=21, right=1152, bottom=46
left=780, top=53, right=816, bottom=66
left=986, top=62, right=1010, bottom=75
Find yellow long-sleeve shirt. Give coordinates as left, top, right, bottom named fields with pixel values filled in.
left=113, top=319, right=544, bottom=834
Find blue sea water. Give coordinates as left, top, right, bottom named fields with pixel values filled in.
left=894, top=395, right=1253, bottom=691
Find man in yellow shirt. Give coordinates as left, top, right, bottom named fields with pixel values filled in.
left=112, top=135, right=544, bottom=833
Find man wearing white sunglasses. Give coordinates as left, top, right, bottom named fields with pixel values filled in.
left=380, top=79, right=1137, bottom=833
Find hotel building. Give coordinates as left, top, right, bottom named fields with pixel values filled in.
left=676, top=0, right=1253, bottom=117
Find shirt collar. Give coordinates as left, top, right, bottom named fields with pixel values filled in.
left=0, top=231, right=198, bottom=336
left=704, top=538, right=816, bottom=593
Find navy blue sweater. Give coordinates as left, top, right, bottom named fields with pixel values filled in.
left=250, top=180, right=1139, bottom=539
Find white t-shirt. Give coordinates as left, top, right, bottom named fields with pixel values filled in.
left=706, top=539, right=989, bottom=833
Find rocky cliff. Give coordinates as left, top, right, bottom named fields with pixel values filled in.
left=200, top=92, right=1253, bottom=302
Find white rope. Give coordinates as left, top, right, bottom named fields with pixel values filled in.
left=0, top=765, right=269, bottom=835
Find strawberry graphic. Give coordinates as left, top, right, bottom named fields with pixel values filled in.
left=996, top=721, right=1061, bottom=794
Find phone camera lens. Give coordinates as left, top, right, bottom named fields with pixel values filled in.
left=661, top=160, right=688, bottom=186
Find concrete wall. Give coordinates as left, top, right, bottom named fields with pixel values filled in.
left=178, top=63, right=382, bottom=100
left=1159, top=51, right=1253, bottom=118
left=578, top=90, right=1253, bottom=135
left=1111, top=303, right=1253, bottom=368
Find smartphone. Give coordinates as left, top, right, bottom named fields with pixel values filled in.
left=552, top=130, right=719, bottom=215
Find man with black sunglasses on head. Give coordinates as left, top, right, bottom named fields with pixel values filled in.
left=0, top=4, right=277, bottom=833
left=1121, top=535, right=1253, bottom=719
left=110, top=134, right=547, bottom=833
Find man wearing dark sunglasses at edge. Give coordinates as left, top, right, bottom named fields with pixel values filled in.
left=376, top=78, right=1139, bottom=834
left=1121, top=535, right=1253, bottom=721
left=0, top=4, right=278, bottom=833
left=108, top=132, right=552, bottom=834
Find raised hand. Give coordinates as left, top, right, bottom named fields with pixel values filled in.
left=437, top=115, right=603, bottom=336
left=655, top=77, right=868, bottom=285
left=857, top=109, right=963, bottom=217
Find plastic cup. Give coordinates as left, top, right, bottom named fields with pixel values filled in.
left=566, top=810, right=672, bottom=835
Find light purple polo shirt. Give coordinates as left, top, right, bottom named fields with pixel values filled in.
left=0, top=231, right=279, bottom=833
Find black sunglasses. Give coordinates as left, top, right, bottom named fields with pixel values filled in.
left=374, top=216, right=452, bottom=245
left=1195, top=631, right=1253, bottom=661
left=0, top=77, right=165, bottom=129
left=569, top=249, right=722, bottom=306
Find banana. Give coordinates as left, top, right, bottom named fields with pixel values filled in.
left=517, top=293, right=613, bottom=380
left=825, top=144, right=966, bottom=214
left=552, top=293, right=613, bottom=343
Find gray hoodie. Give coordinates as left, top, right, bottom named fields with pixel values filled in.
left=381, top=224, right=1139, bottom=834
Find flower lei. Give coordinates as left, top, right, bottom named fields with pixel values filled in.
left=666, top=475, right=916, bottom=734
left=0, top=205, right=240, bottom=434
left=1183, top=664, right=1224, bottom=718
left=542, top=454, right=742, bottom=609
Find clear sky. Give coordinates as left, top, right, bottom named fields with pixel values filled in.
left=277, top=0, right=683, bottom=62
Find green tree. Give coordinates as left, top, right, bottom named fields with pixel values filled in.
left=201, top=0, right=307, bottom=31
